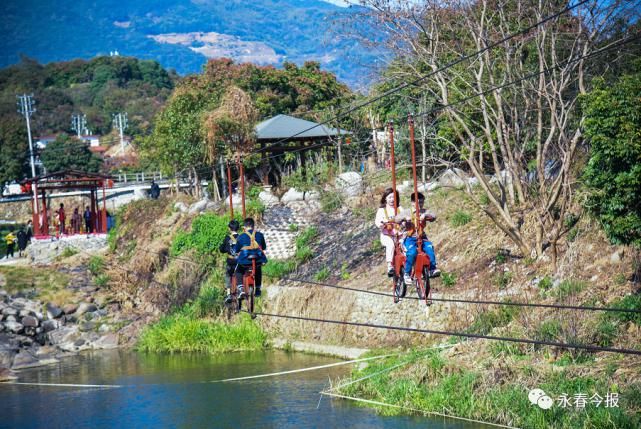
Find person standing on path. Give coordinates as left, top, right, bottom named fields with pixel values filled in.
left=17, top=227, right=28, bottom=257
left=84, top=206, right=92, bottom=234
left=4, top=228, right=16, bottom=259
left=57, top=203, right=66, bottom=235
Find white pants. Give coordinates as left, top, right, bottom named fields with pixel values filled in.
left=380, top=234, right=395, bottom=267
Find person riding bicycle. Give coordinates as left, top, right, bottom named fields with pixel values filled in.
left=374, top=187, right=404, bottom=277
left=398, top=192, right=440, bottom=285
left=234, top=217, right=268, bottom=297
left=219, top=219, right=240, bottom=304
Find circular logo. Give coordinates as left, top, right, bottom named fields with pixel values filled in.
left=528, top=388, right=546, bottom=405
left=537, top=395, right=554, bottom=410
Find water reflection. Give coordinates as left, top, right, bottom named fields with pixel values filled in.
left=1, top=350, right=486, bottom=429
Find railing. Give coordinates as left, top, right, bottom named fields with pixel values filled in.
left=113, top=171, right=165, bottom=183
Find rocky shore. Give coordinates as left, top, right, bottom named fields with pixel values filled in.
left=0, top=287, right=122, bottom=380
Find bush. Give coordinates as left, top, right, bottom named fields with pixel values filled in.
left=441, top=272, right=456, bottom=287
left=314, top=267, right=330, bottom=281
left=171, top=213, right=234, bottom=257
left=296, top=227, right=318, bottom=248
left=320, top=191, right=345, bottom=213
left=450, top=210, right=472, bottom=227
left=537, top=275, right=553, bottom=290
left=94, top=273, right=110, bottom=287
left=88, top=256, right=104, bottom=276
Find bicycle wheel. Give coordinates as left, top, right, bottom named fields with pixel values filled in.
left=393, top=267, right=406, bottom=303
left=415, top=271, right=426, bottom=300
left=422, top=266, right=432, bottom=306
left=248, top=284, right=256, bottom=319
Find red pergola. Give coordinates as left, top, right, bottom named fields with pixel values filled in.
left=22, top=170, right=113, bottom=238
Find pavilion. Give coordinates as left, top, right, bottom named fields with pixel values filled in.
left=22, top=170, right=113, bottom=238
left=254, top=114, right=350, bottom=184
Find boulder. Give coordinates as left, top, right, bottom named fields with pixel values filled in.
left=21, top=316, right=38, bottom=328
left=76, top=303, right=98, bottom=316
left=5, top=315, right=16, bottom=323
left=46, top=303, right=63, bottom=319
left=438, top=168, right=468, bottom=188
left=188, top=198, right=209, bottom=214
left=335, top=172, right=363, bottom=197
left=281, top=188, right=306, bottom=203
left=174, top=202, right=188, bottom=213
left=2, top=307, right=18, bottom=317
left=417, top=182, right=440, bottom=192
left=62, top=303, right=78, bottom=315
left=94, top=333, right=119, bottom=349
left=259, top=190, right=279, bottom=207
left=5, top=321, right=23, bottom=334
left=11, top=350, right=39, bottom=369
left=42, top=319, right=61, bottom=333
left=0, top=366, right=18, bottom=382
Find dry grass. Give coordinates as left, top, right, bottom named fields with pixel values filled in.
left=0, top=266, right=71, bottom=305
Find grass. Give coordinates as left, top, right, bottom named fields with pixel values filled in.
left=441, top=272, right=456, bottom=287
left=263, top=226, right=319, bottom=280
left=537, top=275, right=553, bottom=290
left=341, top=349, right=641, bottom=428
left=320, top=191, right=345, bottom=213
left=340, top=262, right=350, bottom=280
left=58, top=247, right=79, bottom=259
left=137, top=313, right=267, bottom=354
left=467, top=305, right=520, bottom=335
left=450, top=210, right=472, bottom=227
left=288, top=223, right=299, bottom=232
left=495, top=271, right=512, bottom=289
left=88, top=256, right=105, bottom=276
left=94, top=274, right=110, bottom=288
left=263, top=259, right=297, bottom=280
left=554, top=279, right=586, bottom=301
left=0, top=266, right=71, bottom=305
left=314, top=267, right=330, bottom=281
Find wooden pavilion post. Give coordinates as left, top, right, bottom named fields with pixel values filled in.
left=41, top=189, right=48, bottom=236
left=101, top=181, right=107, bottom=233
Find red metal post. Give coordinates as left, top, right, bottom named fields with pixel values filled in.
left=388, top=121, right=398, bottom=216
left=239, top=157, right=246, bottom=219
left=226, top=161, right=234, bottom=218
left=408, top=114, right=421, bottom=237
left=41, top=190, right=48, bottom=236
left=32, top=182, right=39, bottom=236
left=101, top=181, right=107, bottom=233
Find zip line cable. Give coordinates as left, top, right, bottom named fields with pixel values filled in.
left=246, top=311, right=641, bottom=356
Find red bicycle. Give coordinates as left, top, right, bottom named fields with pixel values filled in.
left=383, top=221, right=407, bottom=304
left=226, top=257, right=257, bottom=319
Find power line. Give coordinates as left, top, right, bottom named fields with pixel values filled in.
left=249, top=311, right=641, bottom=356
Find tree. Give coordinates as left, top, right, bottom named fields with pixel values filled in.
left=582, top=70, right=641, bottom=248
left=0, top=117, right=29, bottom=193
left=40, top=134, right=102, bottom=172
left=347, top=0, right=639, bottom=268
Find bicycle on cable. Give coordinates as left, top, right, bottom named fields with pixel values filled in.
left=233, top=218, right=268, bottom=319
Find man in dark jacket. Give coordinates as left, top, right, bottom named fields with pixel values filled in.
left=17, top=227, right=28, bottom=257
left=84, top=206, right=92, bottom=234
left=234, top=218, right=267, bottom=297
left=150, top=180, right=160, bottom=200
left=219, top=220, right=240, bottom=303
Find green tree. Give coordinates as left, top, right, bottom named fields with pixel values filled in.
left=40, top=134, right=102, bottom=172
left=0, top=117, right=30, bottom=192
left=583, top=69, right=641, bottom=248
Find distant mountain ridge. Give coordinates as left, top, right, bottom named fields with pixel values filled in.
left=0, top=0, right=381, bottom=88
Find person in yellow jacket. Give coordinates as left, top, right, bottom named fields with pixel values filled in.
left=4, top=228, right=17, bottom=259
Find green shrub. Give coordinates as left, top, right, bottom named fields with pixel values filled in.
left=94, top=274, right=110, bottom=287
left=288, top=223, right=299, bottom=232
left=537, top=275, right=553, bottom=290
left=555, top=279, right=586, bottom=300
left=295, top=246, right=314, bottom=263
left=537, top=320, right=562, bottom=342
left=314, top=267, right=330, bottom=281
left=246, top=198, right=265, bottom=219
left=495, top=249, right=509, bottom=264
left=594, top=318, right=618, bottom=347
left=296, top=227, right=319, bottom=248
left=184, top=284, right=223, bottom=318
left=468, top=305, right=520, bottom=335
left=441, top=272, right=456, bottom=287
left=340, top=262, right=350, bottom=280
left=495, top=271, right=512, bottom=289
left=450, top=210, right=472, bottom=227
left=607, top=294, right=641, bottom=325
left=320, top=191, right=345, bottom=213
left=88, top=256, right=104, bottom=276
left=263, top=259, right=297, bottom=279
left=59, top=247, right=78, bottom=259
left=171, top=213, right=234, bottom=257
left=614, top=273, right=627, bottom=286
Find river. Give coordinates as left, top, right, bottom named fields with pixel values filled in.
left=1, top=350, right=488, bottom=428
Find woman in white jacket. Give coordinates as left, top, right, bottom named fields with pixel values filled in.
left=374, top=187, right=403, bottom=277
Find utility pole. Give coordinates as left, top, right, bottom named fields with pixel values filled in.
left=112, top=112, right=128, bottom=152
left=71, top=113, right=88, bottom=138
left=17, top=94, right=38, bottom=216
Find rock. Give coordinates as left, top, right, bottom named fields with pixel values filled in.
left=0, top=366, right=18, bottom=382
left=21, top=316, right=38, bottom=328
left=95, top=309, right=108, bottom=317
left=610, top=250, right=623, bottom=264
left=259, top=190, right=279, bottom=207
left=11, top=298, right=27, bottom=309
left=5, top=321, right=23, bottom=334
left=174, top=202, right=188, bottom=213
left=11, top=350, right=39, bottom=369
left=305, top=191, right=320, bottom=201
left=281, top=188, right=306, bottom=203
left=46, top=303, right=63, bottom=319
left=2, top=307, right=18, bottom=317
left=98, top=324, right=110, bottom=333
left=335, top=172, right=363, bottom=197
left=188, top=198, right=209, bottom=214
left=438, top=168, right=468, bottom=187
left=62, top=303, right=78, bottom=315
left=94, top=333, right=119, bottom=349
left=80, top=322, right=96, bottom=332
left=73, top=339, right=85, bottom=347
left=48, top=326, right=79, bottom=349
left=76, top=303, right=98, bottom=316
left=0, top=345, right=16, bottom=367
left=5, top=315, right=16, bottom=323
left=94, top=295, right=109, bottom=308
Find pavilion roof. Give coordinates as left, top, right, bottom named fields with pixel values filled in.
left=255, top=114, right=349, bottom=141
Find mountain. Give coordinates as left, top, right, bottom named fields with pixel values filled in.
left=0, top=0, right=383, bottom=88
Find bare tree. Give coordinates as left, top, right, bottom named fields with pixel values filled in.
left=345, top=0, right=640, bottom=268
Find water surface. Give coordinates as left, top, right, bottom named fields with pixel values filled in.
left=1, top=350, right=488, bottom=428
